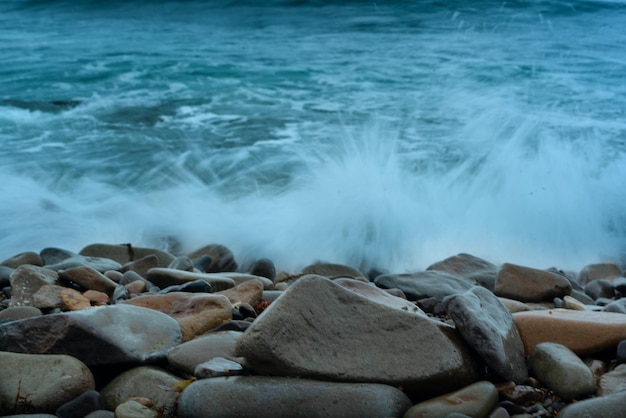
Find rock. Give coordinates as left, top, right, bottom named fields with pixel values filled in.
left=494, top=263, right=571, bottom=302
left=122, top=292, right=232, bottom=341
left=115, top=400, right=159, bottom=418
left=443, top=286, right=527, bottom=383
left=598, top=363, right=626, bottom=396
left=0, top=304, right=182, bottom=365
left=58, top=266, right=118, bottom=295
left=215, top=279, right=264, bottom=307
left=32, top=284, right=66, bottom=309
left=1, top=251, right=44, bottom=268
left=166, top=330, right=243, bottom=376
left=120, top=255, right=159, bottom=279
left=402, top=381, right=499, bottom=418
left=584, top=279, right=615, bottom=300
left=374, top=270, right=476, bottom=300
left=235, top=275, right=480, bottom=396
left=146, top=268, right=235, bottom=291
left=101, top=366, right=184, bottom=418
left=60, top=288, right=92, bottom=311
left=187, top=244, right=237, bottom=272
left=603, top=299, right=626, bottom=314
left=0, top=351, right=95, bottom=415
left=158, top=279, right=212, bottom=294
left=55, top=390, right=106, bottom=418
left=249, top=258, right=276, bottom=281
left=558, top=390, right=626, bottom=417
left=528, top=342, right=596, bottom=400
left=79, top=243, right=175, bottom=267
left=167, top=256, right=194, bottom=272
left=0, top=265, right=12, bottom=287
left=42, top=248, right=122, bottom=272
left=83, top=289, right=110, bottom=305
left=613, top=276, right=626, bottom=296
left=427, top=253, right=499, bottom=291
left=9, top=265, right=59, bottom=307
left=497, top=381, right=546, bottom=404
left=498, top=297, right=530, bottom=313
left=301, top=262, right=368, bottom=282
left=218, top=272, right=274, bottom=289
left=513, top=309, right=626, bottom=355
left=618, top=340, right=626, bottom=363
left=194, top=356, right=244, bottom=378
left=578, top=263, right=622, bottom=285
left=335, top=278, right=423, bottom=314
left=562, top=295, right=588, bottom=311
left=570, top=289, right=596, bottom=305
left=0, top=306, right=42, bottom=322
left=177, top=376, right=412, bottom=418
left=85, top=411, right=115, bottom=418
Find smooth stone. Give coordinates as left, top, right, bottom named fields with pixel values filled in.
left=563, top=295, right=588, bottom=311
left=427, top=253, right=499, bottom=291
left=146, top=268, right=235, bottom=291
left=513, top=309, right=626, bottom=355
left=114, top=400, right=159, bottom=418
left=39, top=247, right=76, bottom=265
left=0, top=265, right=13, bottom=287
left=598, top=363, right=626, bottom=396
left=584, top=278, right=615, bottom=300
left=215, top=272, right=274, bottom=289
left=403, top=381, right=499, bottom=418
left=494, top=263, right=572, bottom=302
left=101, top=366, right=184, bottom=418
left=1, top=251, right=44, bottom=268
left=43, top=250, right=122, bottom=273
left=58, top=266, right=118, bottom=294
left=444, top=286, right=527, bottom=383
left=178, top=376, right=412, bottom=418
left=215, top=279, right=264, bottom=306
left=613, top=276, right=626, bottom=295
left=85, top=410, right=115, bottom=418
left=120, top=255, right=159, bottom=279
left=602, top=299, right=626, bottom=314
left=528, top=342, right=596, bottom=400
left=83, top=289, right=110, bottom=305
left=167, top=330, right=242, bottom=376
left=249, top=258, right=276, bottom=281
left=301, top=261, right=368, bottom=282
left=0, top=351, right=95, bottom=415
left=558, top=390, right=626, bottom=417
left=55, top=390, right=106, bottom=418
left=498, top=297, right=530, bottom=313
left=374, top=270, right=476, bottom=300
left=335, top=278, right=423, bottom=313
left=194, top=356, right=244, bottom=378
left=187, top=244, right=237, bottom=272
left=570, top=288, right=596, bottom=305
left=122, top=292, right=232, bottom=341
left=167, top=256, right=194, bottom=272
left=79, top=243, right=175, bottom=267
left=158, top=279, right=212, bottom=294
left=0, top=306, right=42, bottom=322
left=9, top=265, right=59, bottom=307
left=125, top=280, right=148, bottom=295
left=60, top=288, right=91, bottom=311
left=578, top=263, right=622, bottom=285
left=32, top=284, right=67, bottom=309
left=617, top=339, right=626, bottom=363
left=0, top=304, right=182, bottom=365
left=235, top=275, right=480, bottom=396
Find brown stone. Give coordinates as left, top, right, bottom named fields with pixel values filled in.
left=9, top=265, right=59, bottom=307
left=79, top=243, right=176, bottom=267
left=122, top=292, right=232, bottom=341
left=579, top=263, right=622, bottom=285
left=216, top=279, right=264, bottom=306
left=494, top=263, right=571, bottom=302
left=301, top=262, right=368, bottom=282
left=83, top=289, right=110, bottom=305
left=32, top=284, right=67, bottom=309
left=513, top=309, right=626, bottom=355
left=146, top=268, right=235, bottom=291
left=125, top=279, right=148, bottom=295
left=58, top=266, right=118, bottom=295
left=121, top=255, right=159, bottom=279
left=187, top=244, right=237, bottom=272
left=1, top=251, right=44, bottom=268
left=61, top=288, right=92, bottom=311
left=427, top=253, right=499, bottom=290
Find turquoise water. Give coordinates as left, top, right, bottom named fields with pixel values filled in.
left=1, top=0, right=625, bottom=272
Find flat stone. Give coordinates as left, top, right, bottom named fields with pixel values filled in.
left=578, top=263, right=622, bottom=285
left=235, top=275, right=480, bottom=396
left=146, top=268, right=235, bottom=291
left=494, top=263, right=571, bottom=302
left=216, top=272, right=274, bottom=289
left=9, top=265, right=59, bottom=307
left=498, top=297, right=530, bottom=313
left=402, top=381, right=499, bottom=418
left=598, top=363, right=626, bottom=396
left=0, top=351, right=95, bottom=415
left=443, top=286, right=527, bottom=383
left=79, top=243, right=175, bottom=267
left=562, top=295, right=587, bottom=311
left=1, top=251, right=44, bottom=268
left=125, top=279, right=148, bottom=295
left=102, top=366, right=183, bottom=418
left=215, top=279, right=264, bottom=306
left=374, top=270, right=476, bottom=300
left=187, top=244, right=237, bottom=272
left=60, top=288, right=92, bottom=311
left=301, top=262, right=368, bottom=282
left=59, top=266, right=119, bottom=294
left=122, top=292, right=232, bottom=341
left=558, top=390, right=626, bottom=417
left=158, top=279, right=212, bottom=294
left=194, top=356, right=244, bottom=378
left=166, top=330, right=243, bottom=376
left=513, top=309, right=626, bottom=355
left=528, top=342, right=596, bottom=400
left=178, top=376, right=412, bottom=418
left=0, top=304, right=182, bottom=365
left=427, top=253, right=499, bottom=291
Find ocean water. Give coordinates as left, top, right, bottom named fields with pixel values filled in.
left=1, top=0, right=625, bottom=273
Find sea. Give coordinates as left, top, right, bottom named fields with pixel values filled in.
left=1, top=0, right=625, bottom=274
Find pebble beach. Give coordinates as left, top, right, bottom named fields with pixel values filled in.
left=1, top=243, right=626, bottom=417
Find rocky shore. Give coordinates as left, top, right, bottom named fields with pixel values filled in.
left=1, top=243, right=626, bottom=417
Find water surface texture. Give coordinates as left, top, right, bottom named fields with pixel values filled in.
left=2, top=0, right=625, bottom=271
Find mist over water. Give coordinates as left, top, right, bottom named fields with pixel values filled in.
left=1, top=0, right=625, bottom=272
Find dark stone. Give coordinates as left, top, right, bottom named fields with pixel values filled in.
left=427, top=253, right=498, bottom=291
left=191, top=255, right=213, bottom=272
left=416, top=297, right=446, bottom=316
left=112, top=285, right=129, bottom=302
left=188, top=244, right=237, bottom=272
left=249, top=258, right=276, bottom=281
left=617, top=340, right=626, bottom=364
left=613, top=277, right=626, bottom=296
left=159, top=279, right=212, bottom=294
left=375, top=271, right=475, bottom=300
left=56, top=390, right=106, bottom=418
left=238, top=302, right=257, bottom=319
left=168, top=256, right=195, bottom=272
left=209, top=320, right=252, bottom=333
left=499, top=400, right=525, bottom=415
left=553, top=297, right=563, bottom=308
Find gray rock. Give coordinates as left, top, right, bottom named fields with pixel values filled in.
left=301, top=261, right=368, bottom=282
left=146, top=268, right=235, bottom=291
left=584, top=279, right=615, bottom=300
left=1, top=251, right=44, bottom=268
left=0, top=351, right=95, bottom=415
left=217, top=272, right=274, bottom=289
left=235, top=275, right=480, bottom=396
left=194, top=356, right=244, bottom=378
left=558, top=390, right=626, bottom=417
left=427, top=253, right=498, bottom=291
left=178, top=376, right=412, bottom=418
left=79, top=243, right=175, bottom=267
left=115, top=400, right=159, bottom=418
left=85, top=411, right=115, bottom=418
left=528, top=342, right=596, bottom=400
left=444, top=286, right=527, bottom=383
left=598, top=363, right=626, bottom=396
left=0, top=304, right=182, bottom=366
left=43, top=250, right=122, bottom=273
left=494, top=263, right=572, bottom=302
left=0, top=306, right=42, bottom=322
left=374, top=270, right=476, bottom=300
left=55, top=389, right=105, bottom=418
left=167, top=330, right=243, bottom=376
left=40, top=247, right=76, bottom=265
left=167, top=256, right=195, bottom=272
left=102, top=366, right=183, bottom=418
left=120, top=255, right=159, bottom=279
left=9, top=265, right=59, bottom=307
left=570, top=289, right=596, bottom=305
left=402, top=381, right=499, bottom=418
left=249, top=258, right=276, bottom=281
left=605, top=299, right=626, bottom=314
left=578, top=263, right=622, bottom=285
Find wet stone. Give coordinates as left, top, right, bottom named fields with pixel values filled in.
left=0, top=305, right=42, bottom=322
left=55, top=390, right=106, bottom=418
left=578, top=263, right=622, bottom=285
left=58, top=266, right=118, bottom=294
left=426, top=253, right=499, bottom=291
left=249, top=257, right=276, bottom=281
left=79, top=243, right=175, bottom=268
left=558, top=390, right=626, bottom=417
left=166, top=330, right=243, bottom=376
left=194, top=356, right=244, bottom=378
left=584, top=279, right=615, bottom=300
left=167, top=256, right=195, bottom=272
left=301, top=261, right=368, bottom=282
left=375, top=270, right=476, bottom=300
left=494, top=263, right=571, bottom=302
left=187, top=244, right=237, bottom=272
left=60, top=288, right=91, bottom=311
